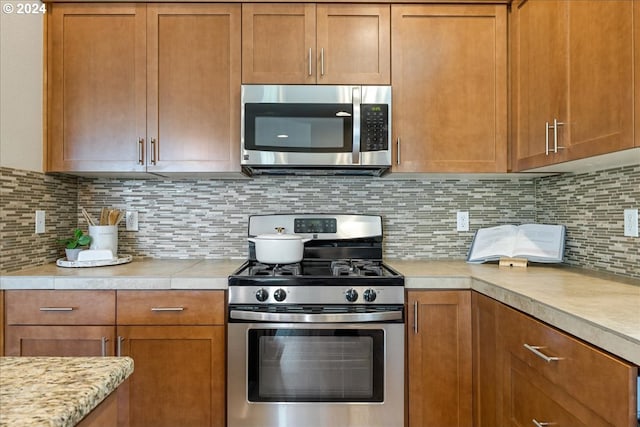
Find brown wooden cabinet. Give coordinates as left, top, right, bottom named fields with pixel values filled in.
left=4, top=290, right=117, bottom=356
left=473, top=291, right=638, bottom=427
left=511, top=0, right=634, bottom=171
left=46, top=3, right=241, bottom=174
left=407, top=290, right=472, bottom=427
left=116, top=290, right=225, bottom=427
left=635, top=0, right=640, bottom=147
left=391, top=5, right=507, bottom=173
left=242, top=3, right=390, bottom=84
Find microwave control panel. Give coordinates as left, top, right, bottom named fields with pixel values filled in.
left=360, top=104, right=389, bottom=152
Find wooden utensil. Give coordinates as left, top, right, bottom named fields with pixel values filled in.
left=100, top=207, right=109, bottom=225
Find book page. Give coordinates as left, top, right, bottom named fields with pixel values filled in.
left=513, top=224, right=565, bottom=261
left=467, top=225, right=518, bottom=262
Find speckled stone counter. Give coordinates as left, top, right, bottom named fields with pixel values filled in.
left=0, top=357, right=134, bottom=427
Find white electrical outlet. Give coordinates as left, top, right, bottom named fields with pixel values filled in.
left=623, top=209, right=638, bottom=237
left=457, top=211, right=469, bottom=232
left=126, top=211, right=139, bottom=232
left=35, top=210, right=46, bottom=234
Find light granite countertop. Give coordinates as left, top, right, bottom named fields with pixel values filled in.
left=0, top=356, right=134, bottom=427
left=1, top=259, right=639, bottom=365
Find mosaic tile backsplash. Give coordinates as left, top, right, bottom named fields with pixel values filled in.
left=1, top=164, right=638, bottom=279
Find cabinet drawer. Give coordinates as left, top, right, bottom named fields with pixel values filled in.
left=5, top=290, right=115, bottom=325
left=498, top=304, right=637, bottom=427
left=117, top=291, right=225, bottom=325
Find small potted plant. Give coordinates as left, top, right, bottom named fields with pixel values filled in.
left=57, top=228, right=92, bottom=261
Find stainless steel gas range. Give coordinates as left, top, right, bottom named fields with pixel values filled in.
left=227, top=214, right=405, bottom=427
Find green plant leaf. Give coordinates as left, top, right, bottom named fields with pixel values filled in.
left=78, top=235, right=91, bottom=246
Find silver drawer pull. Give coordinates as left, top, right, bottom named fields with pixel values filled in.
left=532, top=419, right=553, bottom=427
left=151, top=307, right=184, bottom=312
left=39, top=307, right=74, bottom=312
left=524, top=344, right=562, bottom=362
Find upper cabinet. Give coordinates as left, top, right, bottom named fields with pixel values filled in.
left=242, top=3, right=390, bottom=84
left=635, top=0, right=639, bottom=147
left=391, top=5, right=507, bottom=173
left=46, top=3, right=241, bottom=174
left=511, top=0, right=634, bottom=171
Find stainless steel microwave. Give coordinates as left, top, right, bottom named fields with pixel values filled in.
left=241, top=85, right=391, bottom=176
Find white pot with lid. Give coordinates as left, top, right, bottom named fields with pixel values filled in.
left=248, top=227, right=311, bottom=264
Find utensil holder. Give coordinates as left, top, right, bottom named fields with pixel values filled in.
left=89, top=225, right=118, bottom=258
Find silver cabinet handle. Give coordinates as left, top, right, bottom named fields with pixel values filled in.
left=532, top=419, right=551, bottom=427
left=101, top=337, right=108, bottom=357
left=308, top=48, right=313, bottom=76
left=524, top=344, right=562, bottom=362
left=545, top=121, right=550, bottom=155
left=413, top=300, right=418, bottom=334
left=117, top=336, right=124, bottom=357
left=138, top=137, right=144, bottom=165
left=150, top=138, right=157, bottom=165
left=396, top=137, right=401, bottom=165
left=552, top=118, right=564, bottom=153
left=39, top=307, right=74, bottom=312
left=320, top=47, right=325, bottom=76
left=151, top=307, right=184, bottom=312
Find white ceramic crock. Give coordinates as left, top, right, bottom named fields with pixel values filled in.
left=248, top=229, right=311, bottom=264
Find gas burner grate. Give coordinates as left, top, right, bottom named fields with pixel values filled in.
left=249, top=263, right=301, bottom=276
left=331, top=259, right=384, bottom=277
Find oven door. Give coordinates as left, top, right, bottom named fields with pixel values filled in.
left=227, top=320, right=404, bottom=427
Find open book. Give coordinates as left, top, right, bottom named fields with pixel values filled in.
left=466, top=224, right=566, bottom=264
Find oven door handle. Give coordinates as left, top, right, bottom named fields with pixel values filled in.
left=229, top=309, right=403, bottom=323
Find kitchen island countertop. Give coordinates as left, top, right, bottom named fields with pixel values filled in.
left=2, top=259, right=639, bottom=365
left=0, top=356, right=134, bottom=427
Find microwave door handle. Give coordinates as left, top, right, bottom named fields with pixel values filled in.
left=352, top=86, right=361, bottom=164
left=229, top=309, right=403, bottom=323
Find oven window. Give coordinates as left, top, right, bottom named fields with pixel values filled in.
left=244, top=103, right=352, bottom=152
left=247, top=329, right=384, bottom=402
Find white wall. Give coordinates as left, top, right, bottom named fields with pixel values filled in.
left=0, top=4, right=44, bottom=172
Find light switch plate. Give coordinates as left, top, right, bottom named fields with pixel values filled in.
left=623, top=209, right=638, bottom=237
left=35, top=210, right=45, bottom=234
left=457, top=211, right=469, bottom=232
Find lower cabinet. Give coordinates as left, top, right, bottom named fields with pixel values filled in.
left=473, top=291, right=638, bottom=427
left=407, top=290, right=473, bottom=427
left=116, top=290, right=226, bottom=427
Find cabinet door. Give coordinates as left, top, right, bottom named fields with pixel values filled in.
left=407, top=290, right=472, bottom=427
left=391, top=5, right=507, bottom=173
left=47, top=3, right=146, bottom=172
left=566, top=1, right=634, bottom=160
left=511, top=0, right=567, bottom=170
left=316, top=4, right=390, bottom=85
left=146, top=4, right=241, bottom=173
left=118, top=325, right=225, bottom=427
left=5, top=325, right=116, bottom=356
left=636, top=0, right=640, bottom=147
left=242, top=3, right=315, bottom=84
left=471, top=292, right=499, bottom=427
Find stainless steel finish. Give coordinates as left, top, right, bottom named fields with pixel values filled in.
left=39, top=307, right=74, bottom=312
left=241, top=85, right=392, bottom=169
left=396, top=137, right=401, bottom=165
left=413, top=300, right=418, bottom=334
left=117, top=336, right=124, bottom=357
left=248, top=214, right=383, bottom=241
left=523, top=344, right=562, bottom=362
left=230, top=309, right=403, bottom=323
left=545, top=121, right=550, bottom=155
left=352, top=86, right=361, bottom=164
left=532, top=419, right=551, bottom=427
left=320, top=47, right=325, bottom=76
left=553, top=118, right=565, bottom=153
left=150, top=138, right=157, bottom=165
left=138, top=137, right=144, bottom=165
left=308, top=48, right=313, bottom=76
left=230, top=285, right=403, bottom=305
left=151, top=307, right=184, bottom=312
left=101, top=337, right=108, bottom=357
left=227, top=322, right=404, bottom=427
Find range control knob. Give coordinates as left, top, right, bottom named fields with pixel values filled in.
left=273, top=288, right=287, bottom=302
left=255, top=288, right=269, bottom=302
left=345, top=288, right=359, bottom=302
left=363, top=288, right=377, bottom=302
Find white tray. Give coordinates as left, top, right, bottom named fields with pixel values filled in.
left=56, top=254, right=133, bottom=268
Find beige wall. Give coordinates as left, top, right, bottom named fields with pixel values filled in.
left=0, top=6, right=44, bottom=172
